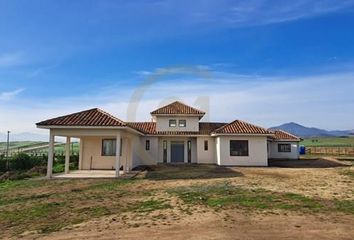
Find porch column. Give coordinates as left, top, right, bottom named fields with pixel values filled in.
left=65, top=137, right=71, bottom=174
left=115, top=133, right=121, bottom=178
left=47, top=132, right=55, bottom=179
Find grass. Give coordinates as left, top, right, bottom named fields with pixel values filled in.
left=168, top=182, right=353, bottom=214
left=301, top=137, right=354, bottom=147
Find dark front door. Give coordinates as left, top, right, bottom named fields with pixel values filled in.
left=171, top=141, right=184, bottom=163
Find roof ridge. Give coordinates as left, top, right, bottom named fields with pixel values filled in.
left=150, top=101, right=205, bottom=115
left=271, top=129, right=300, bottom=139
left=212, top=119, right=272, bottom=134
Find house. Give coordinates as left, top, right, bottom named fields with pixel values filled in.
left=36, top=101, right=301, bottom=178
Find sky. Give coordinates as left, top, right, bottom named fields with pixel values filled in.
left=1, top=0, right=354, bottom=140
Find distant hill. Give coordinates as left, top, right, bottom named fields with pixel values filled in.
left=0, top=132, right=49, bottom=142
left=270, top=122, right=353, bottom=138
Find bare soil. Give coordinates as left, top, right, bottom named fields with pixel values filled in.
left=1, top=159, right=353, bottom=240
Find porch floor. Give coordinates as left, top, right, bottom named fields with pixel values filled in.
left=53, top=170, right=124, bottom=179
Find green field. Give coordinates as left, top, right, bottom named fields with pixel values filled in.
left=301, top=137, right=354, bottom=147
left=0, top=141, right=80, bottom=156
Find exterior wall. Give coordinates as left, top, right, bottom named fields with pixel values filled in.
left=155, top=116, right=200, bottom=132
left=131, top=136, right=159, bottom=167
left=81, top=136, right=128, bottom=170
left=157, top=137, right=197, bottom=163
left=196, top=136, right=216, bottom=164
left=269, top=141, right=299, bottom=159
left=216, top=135, right=268, bottom=166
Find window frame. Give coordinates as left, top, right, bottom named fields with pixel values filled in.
left=101, top=139, right=116, bottom=156
left=178, top=119, right=187, bottom=127
left=230, top=140, right=249, bottom=157
left=169, top=119, right=177, bottom=127
left=278, top=143, right=291, bottom=153
left=145, top=140, right=150, bottom=151
left=204, top=140, right=208, bottom=151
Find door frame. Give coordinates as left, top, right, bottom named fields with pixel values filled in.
left=170, top=141, right=185, bottom=163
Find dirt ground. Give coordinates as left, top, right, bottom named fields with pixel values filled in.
left=2, top=158, right=354, bottom=240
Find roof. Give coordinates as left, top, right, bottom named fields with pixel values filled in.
left=271, top=129, right=301, bottom=141
left=150, top=101, right=205, bottom=116
left=212, top=120, right=272, bottom=135
left=36, top=108, right=126, bottom=127
left=127, top=122, right=227, bottom=135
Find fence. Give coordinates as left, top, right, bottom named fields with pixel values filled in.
left=306, top=146, right=354, bottom=156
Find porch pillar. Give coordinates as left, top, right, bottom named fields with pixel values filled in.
left=65, top=137, right=71, bottom=174
left=115, top=133, right=121, bottom=178
left=47, top=132, right=55, bottom=179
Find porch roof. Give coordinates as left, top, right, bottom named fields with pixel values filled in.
left=36, top=108, right=126, bottom=127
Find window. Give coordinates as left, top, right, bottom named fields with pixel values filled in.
left=204, top=140, right=208, bottom=151
left=169, top=119, right=177, bottom=127
left=187, top=140, right=191, bottom=163
left=163, top=140, right=167, bottom=163
left=102, top=139, right=116, bottom=156
left=278, top=144, right=291, bottom=152
left=179, top=120, right=186, bottom=127
left=102, top=139, right=122, bottom=156
left=145, top=140, right=150, bottom=151
left=230, top=140, right=249, bottom=156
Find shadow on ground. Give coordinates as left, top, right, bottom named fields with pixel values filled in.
left=269, top=158, right=351, bottom=168
left=137, top=164, right=244, bottom=180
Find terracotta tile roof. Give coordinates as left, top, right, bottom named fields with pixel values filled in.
left=127, top=122, right=227, bottom=135
left=36, top=108, right=126, bottom=127
left=150, top=101, right=205, bottom=115
left=212, top=120, right=272, bottom=135
left=127, top=122, right=156, bottom=134
left=270, top=129, right=301, bottom=141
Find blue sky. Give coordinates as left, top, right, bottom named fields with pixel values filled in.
left=1, top=0, right=354, bottom=138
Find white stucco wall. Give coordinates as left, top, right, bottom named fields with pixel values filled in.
left=196, top=136, right=216, bottom=164
left=268, top=141, right=300, bottom=159
left=81, top=136, right=130, bottom=170
left=216, top=135, right=268, bottom=166
left=155, top=116, right=200, bottom=132
left=131, top=136, right=159, bottom=167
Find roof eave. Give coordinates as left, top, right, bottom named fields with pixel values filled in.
left=211, top=133, right=274, bottom=137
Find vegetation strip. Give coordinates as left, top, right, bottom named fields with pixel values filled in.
left=168, top=182, right=354, bottom=214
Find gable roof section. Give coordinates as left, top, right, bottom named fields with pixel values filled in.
left=271, top=129, right=301, bottom=141
left=150, top=101, right=205, bottom=116
left=127, top=122, right=227, bottom=135
left=36, top=108, right=126, bottom=127
left=212, top=120, right=272, bottom=135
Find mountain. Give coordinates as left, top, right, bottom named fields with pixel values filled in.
left=270, top=122, right=353, bottom=138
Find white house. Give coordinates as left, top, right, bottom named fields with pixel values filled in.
left=36, top=101, right=301, bottom=178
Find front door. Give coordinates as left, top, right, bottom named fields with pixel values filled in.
left=170, top=141, right=184, bottom=163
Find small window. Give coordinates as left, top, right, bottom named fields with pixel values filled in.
left=146, top=140, right=150, bottom=151
left=204, top=140, right=208, bottom=151
left=179, top=120, right=186, bottom=127
left=169, top=119, right=177, bottom=127
left=230, top=140, right=249, bottom=156
left=278, top=144, right=291, bottom=152
left=102, top=139, right=116, bottom=156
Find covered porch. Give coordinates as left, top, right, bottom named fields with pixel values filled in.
left=46, top=128, right=136, bottom=179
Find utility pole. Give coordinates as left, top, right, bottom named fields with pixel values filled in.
left=6, top=131, right=10, bottom=170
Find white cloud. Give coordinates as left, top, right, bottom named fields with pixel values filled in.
left=0, top=52, right=24, bottom=68
left=189, top=0, right=354, bottom=27
left=1, top=69, right=354, bottom=136
left=0, top=88, right=25, bottom=101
